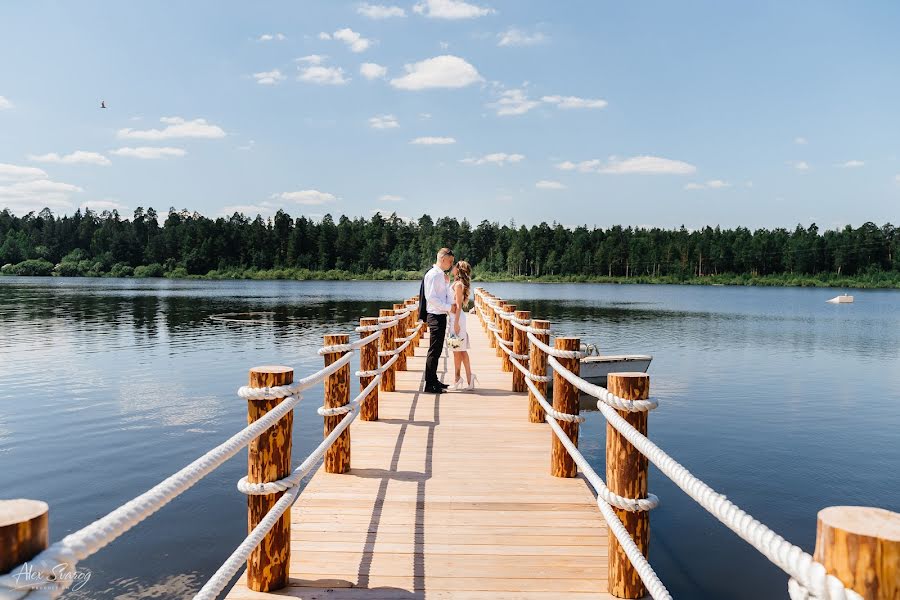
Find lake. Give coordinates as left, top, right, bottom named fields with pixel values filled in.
left=1, top=277, right=898, bottom=599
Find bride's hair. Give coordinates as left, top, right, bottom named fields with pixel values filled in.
left=455, top=261, right=472, bottom=308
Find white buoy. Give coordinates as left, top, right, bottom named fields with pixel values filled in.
left=826, top=294, right=854, bottom=304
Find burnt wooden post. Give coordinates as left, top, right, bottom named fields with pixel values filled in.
left=0, top=499, right=49, bottom=575
left=500, top=304, right=516, bottom=370
left=511, top=310, right=531, bottom=392
left=323, top=334, right=351, bottom=474
left=378, top=310, right=397, bottom=392
left=550, top=338, right=579, bottom=478
left=813, top=506, right=900, bottom=600
left=528, top=320, right=551, bottom=423
left=359, top=317, right=379, bottom=422
left=392, top=305, right=408, bottom=371
left=246, top=365, right=293, bottom=591
left=606, top=372, right=651, bottom=599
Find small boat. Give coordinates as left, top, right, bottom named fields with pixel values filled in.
left=547, top=345, right=653, bottom=387
left=826, top=294, right=854, bottom=304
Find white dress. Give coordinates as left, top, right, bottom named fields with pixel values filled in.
left=447, top=283, right=470, bottom=352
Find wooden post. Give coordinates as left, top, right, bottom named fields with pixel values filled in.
left=379, top=310, right=396, bottom=392
left=0, top=499, right=49, bottom=575
left=488, top=297, right=499, bottom=345
left=359, top=317, right=379, bottom=422
left=528, top=320, right=551, bottom=423
left=500, top=304, right=516, bottom=369
left=246, top=366, right=293, bottom=591
left=393, top=305, right=408, bottom=371
left=551, top=337, right=580, bottom=478
left=813, top=506, right=900, bottom=600
left=323, top=334, right=351, bottom=474
left=404, top=300, right=417, bottom=356
left=606, top=372, right=651, bottom=599
left=511, top=310, right=531, bottom=392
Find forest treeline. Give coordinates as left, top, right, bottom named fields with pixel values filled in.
left=1, top=207, right=898, bottom=286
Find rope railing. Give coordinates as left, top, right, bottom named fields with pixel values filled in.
left=474, top=287, right=867, bottom=600
left=1, top=298, right=421, bottom=600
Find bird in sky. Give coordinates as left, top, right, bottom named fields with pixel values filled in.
left=100, top=100, right=106, bottom=108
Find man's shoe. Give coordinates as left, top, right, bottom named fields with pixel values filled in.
left=438, top=381, right=450, bottom=389
left=424, top=385, right=443, bottom=394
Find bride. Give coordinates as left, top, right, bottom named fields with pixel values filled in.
left=448, top=260, right=476, bottom=390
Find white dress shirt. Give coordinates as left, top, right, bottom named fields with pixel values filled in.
left=424, top=264, right=452, bottom=315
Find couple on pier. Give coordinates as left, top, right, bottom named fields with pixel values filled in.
left=418, top=247, right=477, bottom=393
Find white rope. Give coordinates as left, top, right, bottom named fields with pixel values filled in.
left=548, top=356, right=659, bottom=413
left=594, top=398, right=863, bottom=600
left=510, top=319, right=552, bottom=335
left=519, top=367, right=585, bottom=424
left=508, top=355, right=551, bottom=383
left=495, top=336, right=528, bottom=361
left=0, top=394, right=300, bottom=600
left=317, top=330, right=381, bottom=354
left=237, top=352, right=354, bottom=400
left=378, top=337, right=412, bottom=358
left=316, top=374, right=381, bottom=417
left=356, top=350, right=399, bottom=378
left=526, top=331, right=586, bottom=359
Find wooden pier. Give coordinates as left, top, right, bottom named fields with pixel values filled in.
left=224, top=319, right=614, bottom=599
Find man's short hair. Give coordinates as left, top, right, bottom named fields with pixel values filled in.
left=437, top=247, right=454, bottom=259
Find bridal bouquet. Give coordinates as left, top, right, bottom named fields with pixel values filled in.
left=446, top=333, right=462, bottom=349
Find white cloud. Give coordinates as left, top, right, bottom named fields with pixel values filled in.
left=110, top=146, right=186, bottom=159
left=497, top=28, right=546, bottom=47
left=0, top=163, right=47, bottom=181
left=411, top=136, right=456, bottom=145
left=296, top=54, right=326, bottom=65
left=390, top=55, right=482, bottom=90
left=331, top=28, right=372, bottom=53
left=837, top=160, right=864, bottom=168
left=536, top=180, right=566, bottom=190
left=790, top=160, right=810, bottom=171
left=684, top=179, right=731, bottom=190
left=369, top=114, right=399, bottom=129
left=379, top=194, right=404, bottom=202
left=273, top=190, right=337, bottom=205
left=490, top=89, right=540, bottom=116
left=556, top=156, right=696, bottom=175
left=894, top=174, right=900, bottom=184
left=461, top=153, right=525, bottom=166
left=258, top=33, right=286, bottom=42
left=117, top=117, right=225, bottom=140
left=413, top=0, right=495, bottom=19
left=360, top=62, right=388, bottom=80
left=80, top=199, right=127, bottom=213
left=253, top=69, right=285, bottom=85
left=357, top=3, right=406, bottom=18
left=298, top=65, right=349, bottom=85
left=27, top=151, right=111, bottom=166
left=237, top=140, right=256, bottom=151
left=0, top=96, right=12, bottom=110
left=542, top=95, right=607, bottom=110
left=0, top=174, right=82, bottom=214
left=794, top=136, right=808, bottom=145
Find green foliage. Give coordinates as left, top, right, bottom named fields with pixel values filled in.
left=10, top=259, right=54, bottom=276
left=0, top=207, right=898, bottom=287
left=133, top=263, right=165, bottom=278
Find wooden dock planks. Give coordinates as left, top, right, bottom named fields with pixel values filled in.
left=224, top=315, right=613, bottom=600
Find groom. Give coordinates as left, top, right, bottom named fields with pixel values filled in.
left=419, top=247, right=455, bottom=394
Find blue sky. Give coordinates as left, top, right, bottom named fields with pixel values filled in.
left=1, top=0, right=898, bottom=229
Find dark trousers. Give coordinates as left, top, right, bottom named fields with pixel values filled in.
left=425, top=313, right=447, bottom=386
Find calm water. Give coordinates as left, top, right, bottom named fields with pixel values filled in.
left=1, top=277, right=898, bottom=599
